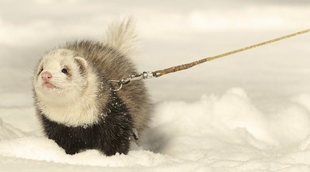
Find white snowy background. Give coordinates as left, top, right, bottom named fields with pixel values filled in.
left=0, top=0, right=310, bottom=171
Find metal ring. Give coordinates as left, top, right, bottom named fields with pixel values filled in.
left=109, top=80, right=123, bottom=92
left=113, top=83, right=123, bottom=91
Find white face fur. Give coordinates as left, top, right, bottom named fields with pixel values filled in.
left=33, top=49, right=100, bottom=127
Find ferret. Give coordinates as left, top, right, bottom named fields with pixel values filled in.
left=32, top=20, right=151, bottom=156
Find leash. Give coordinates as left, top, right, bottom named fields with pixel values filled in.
left=109, top=29, right=310, bottom=91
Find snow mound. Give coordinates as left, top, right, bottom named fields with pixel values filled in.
left=145, top=88, right=310, bottom=150
left=0, top=137, right=175, bottom=167
left=1, top=88, right=310, bottom=171
left=0, top=118, right=25, bottom=140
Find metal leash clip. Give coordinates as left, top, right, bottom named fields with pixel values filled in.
left=109, top=71, right=157, bottom=91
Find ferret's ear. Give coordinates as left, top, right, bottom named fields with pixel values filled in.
left=74, top=56, right=88, bottom=74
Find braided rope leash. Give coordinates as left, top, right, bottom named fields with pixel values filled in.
left=110, top=29, right=310, bottom=91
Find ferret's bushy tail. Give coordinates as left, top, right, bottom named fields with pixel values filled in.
left=105, top=18, right=137, bottom=55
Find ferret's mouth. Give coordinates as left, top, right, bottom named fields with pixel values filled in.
left=42, top=82, right=59, bottom=89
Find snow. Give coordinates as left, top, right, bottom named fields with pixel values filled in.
left=0, top=0, right=310, bottom=171
left=1, top=89, right=310, bottom=171
left=0, top=119, right=25, bottom=140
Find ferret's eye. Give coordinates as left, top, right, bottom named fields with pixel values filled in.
left=38, top=67, right=43, bottom=75
left=61, top=68, right=68, bottom=74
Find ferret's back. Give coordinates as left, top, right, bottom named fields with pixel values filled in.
left=66, top=41, right=135, bottom=80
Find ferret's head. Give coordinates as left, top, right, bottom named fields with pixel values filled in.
left=33, top=49, right=96, bottom=105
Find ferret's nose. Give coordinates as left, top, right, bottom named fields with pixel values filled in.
left=41, top=71, right=52, bottom=81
